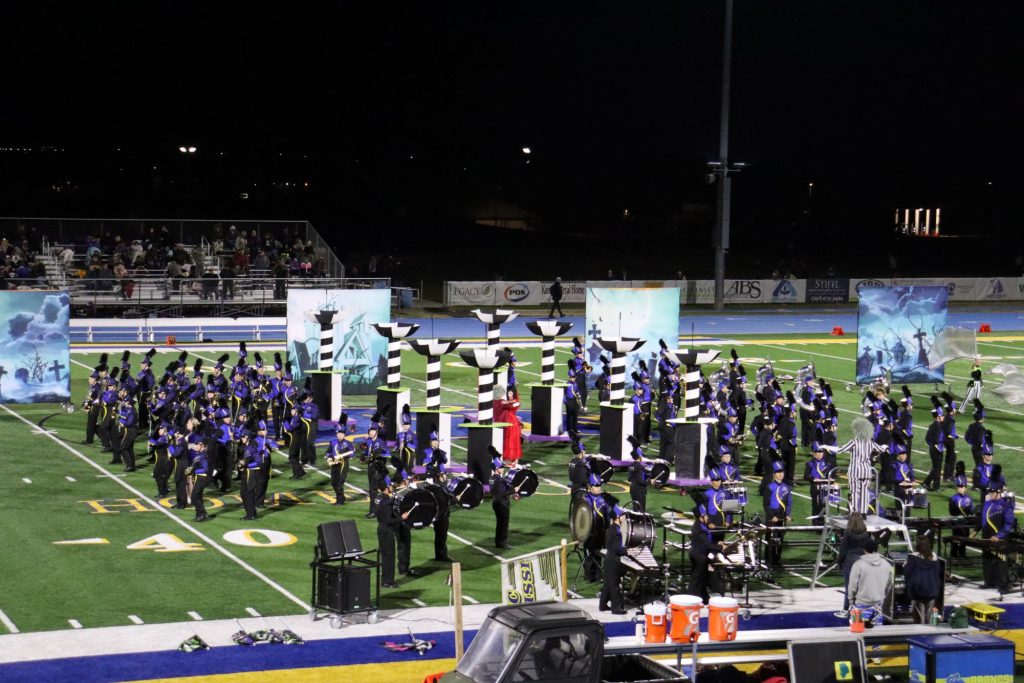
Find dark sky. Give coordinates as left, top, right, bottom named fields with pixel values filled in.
left=0, top=2, right=1021, bottom=253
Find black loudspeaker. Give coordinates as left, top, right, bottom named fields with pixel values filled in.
left=672, top=422, right=703, bottom=480
left=318, top=520, right=363, bottom=559
left=315, top=564, right=372, bottom=612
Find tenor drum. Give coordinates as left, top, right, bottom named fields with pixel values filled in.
left=446, top=475, right=484, bottom=510
left=587, top=456, right=614, bottom=484
left=394, top=486, right=443, bottom=529
left=645, top=461, right=670, bottom=488
left=621, top=511, right=656, bottom=548
left=506, top=467, right=539, bottom=498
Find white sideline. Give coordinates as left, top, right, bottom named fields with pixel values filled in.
left=0, top=403, right=311, bottom=613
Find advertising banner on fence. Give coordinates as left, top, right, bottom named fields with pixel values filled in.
left=446, top=280, right=586, bottom=306
left=806, top=278, right=849, bottom=303
left=286, top=288, right=390, bottom=393
left=0, top=290, right=71, bottom=404
left=764, top=279, right=807, bottom=304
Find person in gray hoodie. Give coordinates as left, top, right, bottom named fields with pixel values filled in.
left=848, top=538, right=893, bottom=620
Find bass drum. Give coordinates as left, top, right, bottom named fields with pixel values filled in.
left=506, top=467, right=539, bottom=498
left=620, top=511, right=656, bottom=548
left=394, top=486, right=443, bottom=529
left=586, top=456, right=614, bottom=484
left=446, top=475, right=484, bottom=510
left=645, top=460, right=670, bottom=488
left=569, top=492, right=618, bottom=545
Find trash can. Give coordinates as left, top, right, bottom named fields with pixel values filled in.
left=907, top=634, right=1014, bottom=683
left=399, top=287, right=413, bottom=309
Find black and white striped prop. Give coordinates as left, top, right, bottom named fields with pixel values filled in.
left=372, top=323, right=421, bottom=388
left=305, top=309, right=345, bottom=371
left=459, top=349, right=509, bottom=424
left=525, top=320, right=573, bottom=385
left=472, top=308, right=518, bottom=384
left=596, top=338, right=646, bottom=405
left=665, top=349, right=721, bottom=419
left=408, top=339, right=462, bottom=410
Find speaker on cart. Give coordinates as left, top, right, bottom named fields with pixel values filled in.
left=315, top=564, right=372, bottom=612
left=318, top=520, right=364, bottom=559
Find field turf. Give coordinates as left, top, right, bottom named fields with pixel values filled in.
left=2, top=332, right=1024, bottom=634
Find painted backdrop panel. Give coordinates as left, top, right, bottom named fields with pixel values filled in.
left=584, top=288, right=680, bottom=381
left=855, top=286, right=947, bottom=384
left=0, top=290, right=71, bottom=403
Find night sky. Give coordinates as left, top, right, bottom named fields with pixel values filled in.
left=0, top=2, right=1021, bottom=274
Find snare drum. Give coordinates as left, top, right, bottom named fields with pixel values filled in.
left=587, top=456, right=614, bottom=484
left=645, top=460, right=670, bottom=488
left=506, top=467, right=539, bottom=497
left=446, top=475, right=484, bottom=510
left=910, top=486, right=929, bottom=509
left=394, top=485, right=443, bottom=529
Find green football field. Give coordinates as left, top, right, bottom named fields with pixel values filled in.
left=2, top=333, right=1024, bottom=634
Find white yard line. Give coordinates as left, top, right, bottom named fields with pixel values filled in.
left=128, top=615, right=144, bottom=625
left=0, top=608, right=19, bottom=634
left=21, top=478, right=31, bottom=484
left=188, top=611, right=203, bottom=621
left=68, top=619, right=83, bottom=629
left=411, top=598, right=428, bottom=607
left=0, top=403, right=311, bottom=612
left=65, top=476, right=76, bottom=482
left=462, top=595, right=480, bottom=604
left=245, top=607, right=262, bottom=618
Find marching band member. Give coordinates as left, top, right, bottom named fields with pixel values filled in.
left=704, top=467, right=728, bottom=528
left=638, top=361, right=652, bottom=444
left=169, top=428, right=190, bottom=509
left=325, top=417, right=354, bottom=505
left=688, top=499, right=726, bottom=603
left=150, top=421, right=172, bottom=496
left=254, top=419, right=272, bottom=508
left=940, top=392, right=960, bottom=482
left=763, top=460, right=792, bottom=569
left=361, top=416, right=390, bottom=517
left=375, top=476, right=405, bottom=589
left=892, top=449, right=915, bottom=505
left=626, top=435, right=648, bottom=513
left=567, top=432, right=590, bottom=497
left=81, top=369, right=102, bottom=445
left=393, top=405, right=417, bottom=474
left=239, top=431, right=265, bottom=521
left=136, top=349, right=157, bottom=429
left=211, top=407, right=234, bottom=492
left=804, top=442, right=833, bottom=520
left=188, top=440, right=211, bottom=522
left=268, top=353, right=285, bottom=442
left=973, top=454, right=1004, bottom=500
left=564, top=363, right=581, bottom=435
left=977, top=475, right=1014, bottom=595
left=571, top=338, right=588, bottom=412
left=598, top=505, right=628, bottom=615
left=491, top=456, right=514, bottom=550
left=964, top=400, right=988, bottom=467
left=99, top=369, right=120, bottom=457
left=115, top=384, right=138, bottom=472
left=949, top=463, right=973, bottom=559
left=582, top=473, right=608, bottom=581
left=422, top=427, right=447, bottom=482
left=280, top=363, right=297, bottom=445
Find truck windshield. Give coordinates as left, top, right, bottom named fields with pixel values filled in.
left=456, top=618, right=523, bottom=683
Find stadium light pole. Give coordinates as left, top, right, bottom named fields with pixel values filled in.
left=710, top=0, right=738, bottom=311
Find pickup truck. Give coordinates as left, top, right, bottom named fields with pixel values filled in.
left=438, top=602, right=685, bottom=683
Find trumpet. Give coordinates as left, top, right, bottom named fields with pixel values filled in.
left=582, top=362, right=593, bottom=374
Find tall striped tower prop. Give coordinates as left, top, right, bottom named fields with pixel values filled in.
left=472, top=308, right=518, bottom=388
left=407, top=338, right=461, bottom=462
left=303, top=308, right=346, bottom=421
left=459, top=348, right=510, bottom=482
left=596, top=337, right=646, bottom=459
left=372, top=323, right=420, bottom=440
left=524, top=320, right=573, bottom=438
left=664, top=348, right=721, bottom=481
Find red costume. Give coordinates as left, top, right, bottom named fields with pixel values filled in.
left=495, top=397, right=522, bottom=462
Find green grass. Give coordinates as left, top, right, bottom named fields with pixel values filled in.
left=2, top=333, right=1023, bottom=634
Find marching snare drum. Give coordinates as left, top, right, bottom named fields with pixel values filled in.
left=620, top=511, right=656, bottom=548
left=446, top=475, right=484, bottom=510
left=394, top=485, right=443, bottom=529
left=506, top=467, right=539, bottom=498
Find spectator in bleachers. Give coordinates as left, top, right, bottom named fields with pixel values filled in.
left=201, top=264, right=219, bottom=300
left=221, top=261, right=236, bottom=299
left=61, top=246, right=76, bottom=269
left=272, top=260, right=288, bottom=299
left=252, top=249, right=270, bottom=272
left=213, top=237, right=225, bottom=254
left=167, top=258, right=182, bottom=293
left=235, top=230, right=248, bottom=253
left=232, top=249, right=249, bottom=275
